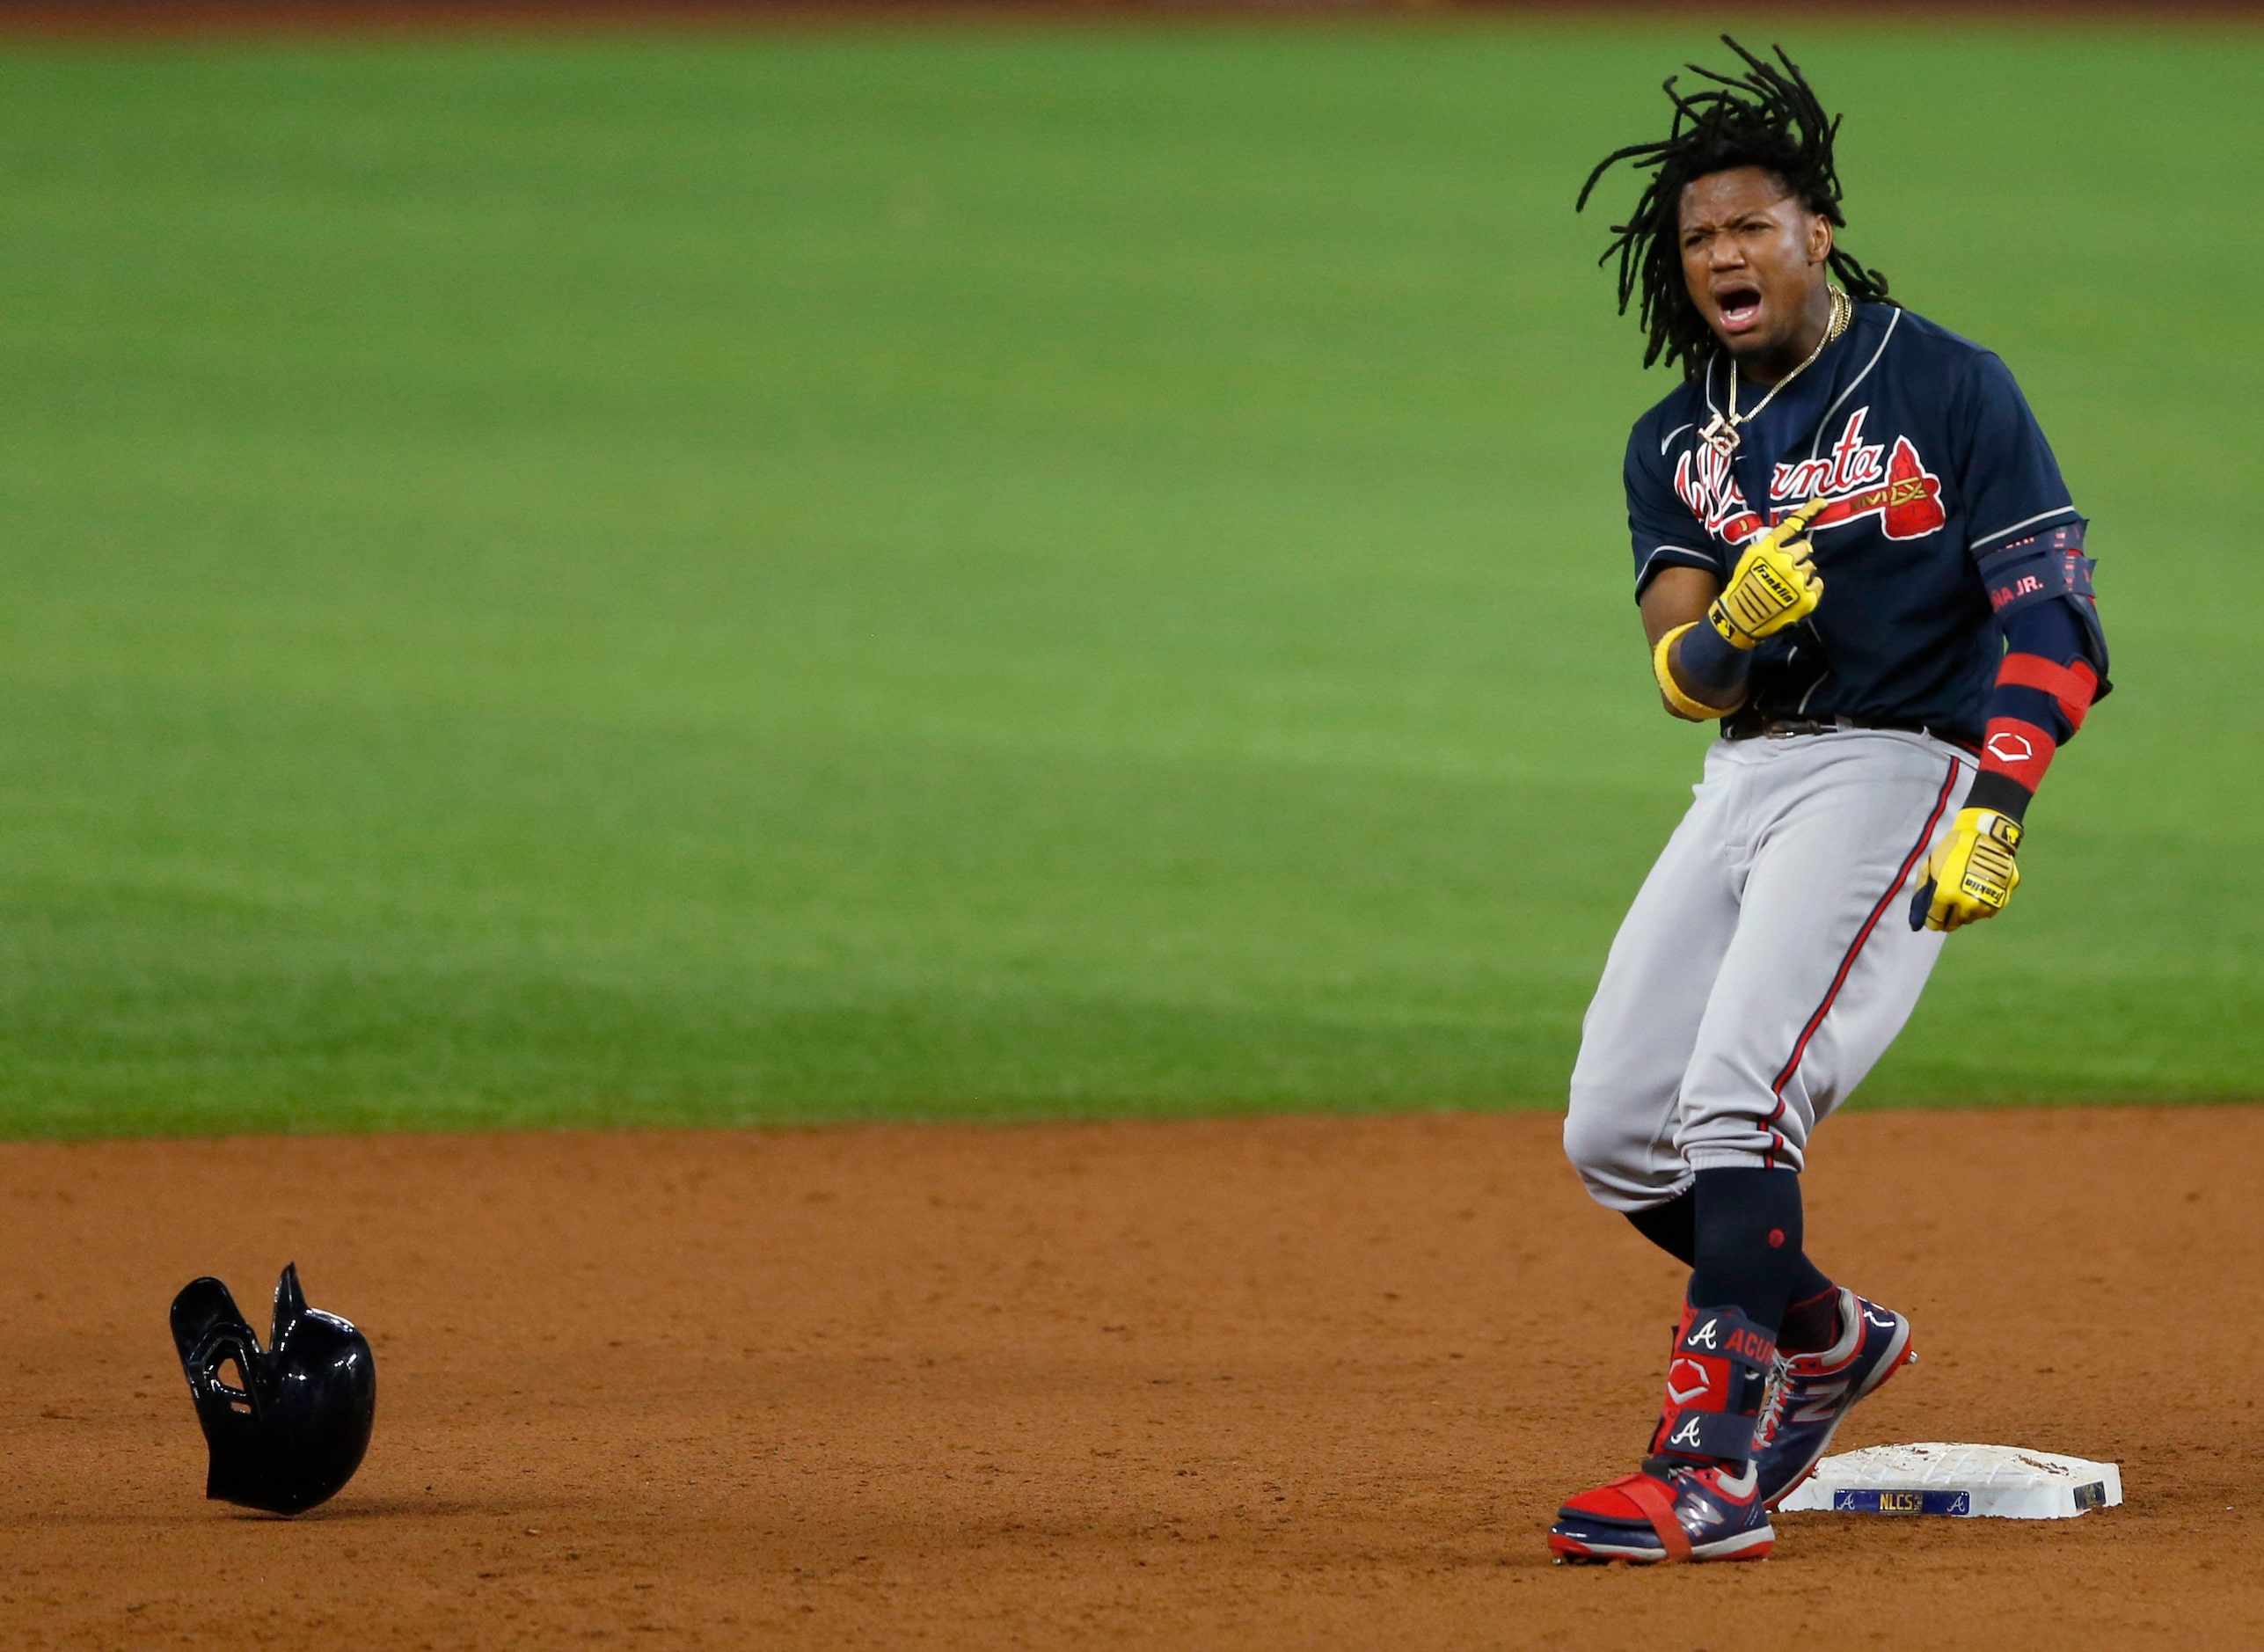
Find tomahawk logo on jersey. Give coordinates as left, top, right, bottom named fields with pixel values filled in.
left=1769, top=409, right=1946, bottom=542
left=1674, top=406, right=1947, bottom=549
left=1627, top=303, right=2085, bottom=744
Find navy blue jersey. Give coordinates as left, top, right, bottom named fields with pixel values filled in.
left=1624, top=303, right=2084, bottom=743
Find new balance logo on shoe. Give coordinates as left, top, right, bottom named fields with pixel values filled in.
left=1749, top=1290, right=1918, bottom=1511
left=1790, top=1380, right=1851, bottom=1426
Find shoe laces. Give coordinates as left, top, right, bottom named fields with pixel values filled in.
left=1752, top=1354, right=1793, bottom=1451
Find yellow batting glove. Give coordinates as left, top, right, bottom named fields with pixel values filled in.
left=1709, top=497, right=1827, bottom=649
left=1910, top=808, right=2023, bottom=932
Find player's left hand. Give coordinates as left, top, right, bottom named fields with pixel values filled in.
left=1909, top=807, right=2023, bottom=932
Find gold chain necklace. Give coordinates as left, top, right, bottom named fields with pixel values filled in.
left=1698, top=285, right=1853, bottom=459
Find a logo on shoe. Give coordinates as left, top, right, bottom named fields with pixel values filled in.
left=1790, top=1379, right=1851, bottom=1425
left=1669, top=1417, right=1705, bottom=1451
left=1682, top=1315, right=1775, bottom=1365
left=1666, top=1357, right=1716, bottom=1406
left=1723, top=1327, right=1778, bottom=1365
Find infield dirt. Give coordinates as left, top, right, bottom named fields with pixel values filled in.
left=4, top=1106, right=2259, bottom=1648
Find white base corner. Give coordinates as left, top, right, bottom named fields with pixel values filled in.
left=1776, top=1442, right=2123, bottom=1520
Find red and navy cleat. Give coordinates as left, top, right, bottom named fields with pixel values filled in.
left=1548, top=1455, right=1774, bottom=1564
left=1753, top=1288, right=1917, bottom=1509
left=1550, top=1302, right=1779, bottom=1564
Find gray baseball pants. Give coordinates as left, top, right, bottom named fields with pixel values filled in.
left=1565, top=729, right=1974, bottom=1213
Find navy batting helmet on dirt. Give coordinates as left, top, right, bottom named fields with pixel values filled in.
left=170, top=1263, right=376, bottom=1516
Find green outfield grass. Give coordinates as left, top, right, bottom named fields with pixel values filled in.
left=0, top=19, right=2258, bottom=1136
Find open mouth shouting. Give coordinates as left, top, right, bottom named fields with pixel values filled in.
left=1713, top=282, right=1764, bottom=336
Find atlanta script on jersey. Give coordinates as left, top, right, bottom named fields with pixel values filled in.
left=1624, top=304, right=2085, bottom=744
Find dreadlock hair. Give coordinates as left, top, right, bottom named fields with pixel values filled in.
left=1575, top=37, right=1893, bottom=377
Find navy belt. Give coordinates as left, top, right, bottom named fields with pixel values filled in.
left=1721, top=712, right=1979, bottom=757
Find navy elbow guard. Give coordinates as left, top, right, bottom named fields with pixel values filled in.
left=1978, top=521, right=2110, bottom=691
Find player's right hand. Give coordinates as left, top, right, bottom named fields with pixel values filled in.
left=1708, top=497, right=1826, bottom=650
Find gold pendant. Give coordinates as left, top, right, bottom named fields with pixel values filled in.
left=1699, top=413, right=1741, bottom=458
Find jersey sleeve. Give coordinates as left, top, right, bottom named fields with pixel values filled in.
left=1625, top=420, right=1720, bottom=599
left=1954, top=350, right=2079, bottom=559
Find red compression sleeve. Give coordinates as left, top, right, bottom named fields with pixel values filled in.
left=1981, top=655, right=2098, bottom=791
left=1974, top=603, right=2100, bottom=815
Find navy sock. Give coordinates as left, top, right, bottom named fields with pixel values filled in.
left=1778, top=1283, right=1844, bottom=1355
left=1684, top=1167, right=1808, bottom=1336
left=1786, top=1250, right=1833, bottom=1327
left=1625, top=1186, right=1836, bottom=1331
left=1625, top=1195, right=1697, bottom=1264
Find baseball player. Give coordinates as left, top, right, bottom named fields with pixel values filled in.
left=1545, top=41, right=2110, bottom=1563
